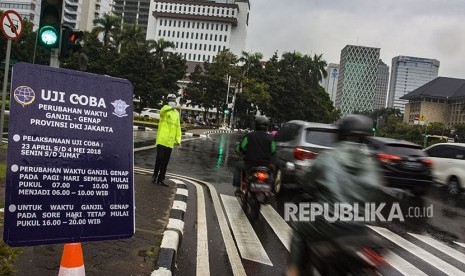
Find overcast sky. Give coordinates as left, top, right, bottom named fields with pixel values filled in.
left=246, top=0, right=465, bottom=78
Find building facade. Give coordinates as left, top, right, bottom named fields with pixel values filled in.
left=321, top=63, right=339, bottom=105
left=113, top=0, right=151, bottom=37
left=0, top=0, right=40, bottom=29
left=335, top=45, right=380, bottom=115
left=146, top=0, right=250, bottom=63
left=80, top=0, right=110, bottom=32
left=402, top=77, right=465, bottom=126
left=387, top=56, right=440, bottom=113
left=374, top=59, right=389, bottom=110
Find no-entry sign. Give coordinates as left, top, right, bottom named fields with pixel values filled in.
left=0, top=10, right=24, bottom=41
left=4, top=63, right=135, bottom=246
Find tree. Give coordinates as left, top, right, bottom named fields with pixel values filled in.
left=118, top=23, right=145, bottom=52
left=92, top=13, right=121, bottom=47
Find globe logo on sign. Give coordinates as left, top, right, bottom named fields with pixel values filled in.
left=13, top=86, right=36, bottom=107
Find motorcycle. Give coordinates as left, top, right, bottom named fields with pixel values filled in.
left=303, top=229, right=387, bottom=275
left=238, top=166, right=274, bottom=220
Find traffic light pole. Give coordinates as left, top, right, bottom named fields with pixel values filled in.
left=50, top=48, right=60, bottom=68
left=0, top=40, right=12, bottom=146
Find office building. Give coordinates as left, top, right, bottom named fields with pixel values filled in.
left=112, top=0, right=150, bottom=37
left=146, top=0, right=250, bottom=62
left=374, top=60, right=389, bottom=110
left=321, top=63, right=339, bottom=105
left=387, top=56, right=439, bottom=113
left=0, top=0, right=40, bottom=29
left=335, top=45, right=380, bottom=115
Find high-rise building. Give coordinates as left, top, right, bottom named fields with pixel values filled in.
left=112, top=0, right=150, bottom=37
left=0, top=0, right=40, bottom=29
left=146, top=0, right=250, bottom=63
left=80, top=0, right=111, bottom=32
left=374, top=60, right=389, bottom=110
left=387, top=56, right=440, bottom=112
left=335, top=45, right=380, bottom=115
left=321, top=63, right=339, bottom=105
left=62, top=0, right=82, bottom=29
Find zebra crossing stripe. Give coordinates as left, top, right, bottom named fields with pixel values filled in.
left=408, top=233, right=465, bottom=266
left=455, top=242, right=465, bottom=249
left=383, top=249, right=428, bottom=276
left=369, top=226, right=465, bottom=276
left=220, top=195, right=273, bottom=266
left=260, top=204, right=293, bottom=251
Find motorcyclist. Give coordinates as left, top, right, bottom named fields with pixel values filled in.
left=233, top=116, right=276, bottom=195
left=287, top=115, right=388, bottom=276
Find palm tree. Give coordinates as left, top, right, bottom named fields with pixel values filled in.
left=239, top=51, right=263, bottom=77
left=117, top=24, right=146, bottom=52
left=147, top=38, right=175, bottom=69
left=92, top=13, right=121, bottom=47
left=309, top=54, right=328, bottom=87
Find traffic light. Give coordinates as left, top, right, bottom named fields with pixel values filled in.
left=38, top=0, right=63, bottom=48
left=60, top=26, right=84, bottom=58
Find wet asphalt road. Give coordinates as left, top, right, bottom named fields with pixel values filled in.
left=134, top=132, right=465, bottom=276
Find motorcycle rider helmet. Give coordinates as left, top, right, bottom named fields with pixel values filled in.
left=337, top=114, right=372, bottom=142
left=254, top=116, right=269, bottom=131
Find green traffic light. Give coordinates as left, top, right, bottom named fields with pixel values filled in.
left=372, top=127, right=376, bottom=132
left=224, top=110, right=230, bottom=115
left=39, top=26, right=58, bottom=46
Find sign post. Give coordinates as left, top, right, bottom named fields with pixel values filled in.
left=0, top=10, right=24, bottom=145
left=4, top=63, right=134, bottom=247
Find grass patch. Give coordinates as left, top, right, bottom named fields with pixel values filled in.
left=0, top=162, right=5, bottom=181
left=0, top=211, right=21, bottom=275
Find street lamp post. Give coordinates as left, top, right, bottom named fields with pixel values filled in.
left=223, top=75, right=231, bottom=127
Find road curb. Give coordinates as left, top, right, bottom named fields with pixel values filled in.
left=152, top=182, right=189, bottom=276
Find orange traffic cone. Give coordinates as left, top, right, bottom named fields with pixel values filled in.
left=58, top=243, right=86, bottom=276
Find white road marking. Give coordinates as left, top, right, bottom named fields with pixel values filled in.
left=383, top=249, right=427, bottom=276
left=369, top=226, right=465, bottom=276
left=409, top=233, right=465, bottom=265
left=221, top=194, right=273, bottom=266
left=260, top=204, right=293, bottom=251
left=166, top=173, right=246, bottom=276
left=455, top=241, right=465, bottom=249
left=171, top=177, right=210, bottom=275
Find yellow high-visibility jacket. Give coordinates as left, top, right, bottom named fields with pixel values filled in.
left=155, top=105, right=181, bottom=148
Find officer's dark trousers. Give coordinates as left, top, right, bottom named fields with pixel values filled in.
left=153, top=145, right=173, bottom=182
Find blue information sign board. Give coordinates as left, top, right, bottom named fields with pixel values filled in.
left=4, top=63, right=134, bottom=246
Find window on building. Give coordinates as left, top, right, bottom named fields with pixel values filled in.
left=202, top=7, right=205, bottom=13
left=194, top=44, right=197, bottom=50
left=196, top=33, right=199, bottom=39
left=208, top=8, right=210, bottom=13
left=183, top=21, right=186, bottom=28
left=220, top=24, right=223, bottom=31
left=193, top=54, right=196, bottom=60
left=216, top=24, right=219, bottom=30
left=213, top=45, right=216, bottom=52
left=188, top=22, right=190, bottom=28
left=184, top=6, right=186, bottom=12
left=188, top=53, right=191, bottom=60
left=190, top=43, right=193, bottom=49
left=177, top=31, right=180, bottom=38
left=208, top=55, right=211, bottom=61
left=227, top=9, right=229, bottom=15
left=176, top=42, right=178, bottom=47
left=224, top=35, right=227, bottom=42
left=188, top=6, right=191, bottom=12
left=158, top=30, right=161, bottom=36
left=181, top=32, right=184, bottom=38
left=232, top=10, right=235, bottom=16
left=200, top=33, right=203, bottom=40
left=180, top=42, right=183, bottom=48
left=226, top=25, right=228, bottom=31
left=169, top=20, right=172, bottom=26
left=222, top=9, right=224, bottom=15
left=197, top=22, right=200, bottom=28
left=209, top=45, right=211, bottom=51
left=202, top=23, right=205, bottom=29
left=212, top=56, right=215, bottom=62
left=204, top=44, right=207, bottom=50
left=219, top=35, right=222, bottom=41
left=163, top=30, right=166, bottom=36
left=155, top=4, right=158, bottom=9
left=210, top=34, right=213, bottom=40
left=214, top=34, right=217, bottom=41
left=206, top=23, right=209, bottom=30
